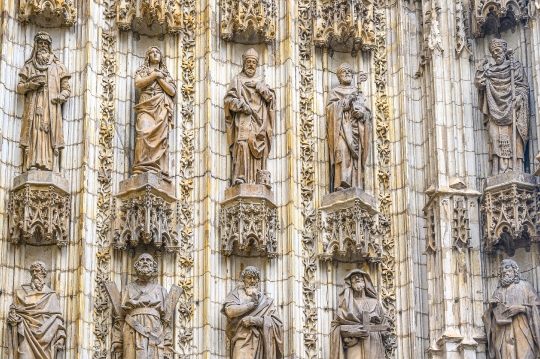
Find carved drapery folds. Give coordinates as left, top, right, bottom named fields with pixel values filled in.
left=220, top=0, right=277, bottom=44
left=220, top=187, right=279, bottom=257
left=8, top=172, right=70, bottom=247
left=19, top=0, right=77, bottom=27
left=313, top=0, right=375, bottom=56
left=481, top=173, right=538, bottom=256
left=116, top=0, right=184, bottom=37
left=473, top=0, right=532, bottom=37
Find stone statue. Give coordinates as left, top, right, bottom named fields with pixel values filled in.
left=326, top=63, right=372, bottom=192
left=17, top=32, right=71, bottom=173
left=108, top=253, right=181, bottom=359
left=483, top=259, right=540, bottom=359
left=7, top=261, right=66, bottom=359
left=221, top=266, right=283, bottom=359
left=133, top=46, right=176, bottom=176
left=224, top=48, right=275, bottom=187
left=330, top=269, right=388, bottom=359
left=475, top=38, right=530, bottom=175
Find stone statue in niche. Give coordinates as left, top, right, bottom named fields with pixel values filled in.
left=7, top=261, right=66, bottom=359
left=108, top=253, right=181, bottom=359
left=475, top=38, right=530, bottom=175
left=17, top=32, right=71, bottom=173
left=483, top=259, right=540, bottom=359
left=326, top=63, right=371, bottom=192
left=133, top=46, right=176, bottom=176
left=224, top=48, right=276, bottom=187
left=330, top=269, right=389, bottom=359
left=221, top=266, right=283, bottom=359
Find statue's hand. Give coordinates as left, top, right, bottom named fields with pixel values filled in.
left=52, top=94, right=66, bottom=105
left=111, top=342, right=123, bottom=353
left=7, top=308, right=21, bottom=324
left=241, top=316, right=252, bottom=327
left=489, top=297, right=502, bottom=306
left=27, top=79, right=44, bottom=90
left=54, top=338, right=65, bottom=351
left=504, top=305, right=526, bottom=317
left=153, top=69, right=165, bottom=80
left=241, top=102, right=252, bottom=115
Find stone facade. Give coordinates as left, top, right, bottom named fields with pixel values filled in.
left=2, top=1, right=540, bottom=359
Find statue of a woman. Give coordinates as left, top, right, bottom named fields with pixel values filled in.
left=133, top=46, right=176, bottom=176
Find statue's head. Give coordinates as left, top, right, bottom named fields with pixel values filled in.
left=33, top=32, right=52, bottom=65
left=134, top=253, right=158, bottom=279
left=30, top=261, right=47, bottom=291
left=337, top=63, right=354, bottom=86
left=489, top=38, right=508, bottom=65
left=240, top=265, right=261, bottom=296
left=344, top=269, right=377, bottom=298
left=498, top=259, right=521, bottom=287
left=242, top=48, right=259, bottom=78
left=145, top=46, right=164, bottom=67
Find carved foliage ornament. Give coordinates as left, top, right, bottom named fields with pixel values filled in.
left=8, top=184, right=70, bottom=247
left=473, top=0, right=532, bottom=37
left=19, top=0, right=77, bottom=27
left=117, top=0, right=184, bottom=37
left=313, top=0, right=375, bottom=56
left=220, top=0, right=277, bottom=44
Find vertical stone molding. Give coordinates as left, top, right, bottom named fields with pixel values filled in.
left=116, top=0, right=184, bottom=37
left=472, top=0, right=533, bottom=37
left=19, top=0, right=77, bottom=27
left=313, top=0, right=375, bottom=56
left=481, top=172, right=538, bottom=256
left=220, top=0, right=277, bottom=44
left=8, top=172, right=70, bottom=247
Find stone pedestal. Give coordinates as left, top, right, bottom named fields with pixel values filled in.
left=114, top=173, right=178, bottom=252
left=481, top=171, right=538, bottom=255
left=219, top=184, right=278, bottom=257
left=8, top=171, right=70, bottom=247
left=317, top=187, right=379, bottom=262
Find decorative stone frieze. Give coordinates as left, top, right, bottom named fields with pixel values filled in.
left=19, top=0, right=77, bottom=27
left=473, top=0, right=532, bottom=37
left=481, top=172, right=538, bottom=256
left=116, top=0, right=184, bottom=37
left=114, top=173, right=179, bottom=252
left=313, top=0, right=375, bottom=56
left=317, top=188, right=379, bottom=262
left=8, top=171, right=70, bottom=247
left=220, top=0, right=276, bottom=44
left=219, top=184, right=278, bottom=257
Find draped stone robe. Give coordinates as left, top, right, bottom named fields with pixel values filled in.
left=224, top=72, right=275, bottom=185
left=222, top=288, right=283, bottom=359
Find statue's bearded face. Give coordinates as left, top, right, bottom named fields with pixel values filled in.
left=338, top=68, right=353, bottom=86
left=31, top=268, right=46, bottom=291
left=243, top=58, right=258, bottom=78
left=36, top=40, right=51, bottom=65
left=491, top=45, right=506, bottom=65
left=135, top=255, right=157, bottom=278
left=350, top=274, right=365, bottom=293
left=500, top=263, right=515, bottom=287
left=243, top=273, right=260, bottom=296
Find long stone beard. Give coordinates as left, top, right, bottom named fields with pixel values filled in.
left=31, top=276, right=45, bottom=291
left=500, top=276, right=515, bottom=287
left=36, top=49, right=51, bottom=65
left=137, top=265, right=154, bottom=279
left=244, top=285, right=260, bottom=297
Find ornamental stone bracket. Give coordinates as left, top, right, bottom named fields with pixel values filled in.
left=219, top=184, right=279, bottom=257
left=472, top=0, right=533, bottom=37
left=19, top=0, right=77, bottom=27
left=316, top=188, right=380, bottom=262
left=116, top=0, right=184, bottom=38
left=481, top=172, right=539, bottom=256
left=8, top=171, right=71, bottom=247
left=220, top=0, right=276, bottom=44
left=113, top=173, right=179, bottom=252
left=313, top=0, right=375, bottom=56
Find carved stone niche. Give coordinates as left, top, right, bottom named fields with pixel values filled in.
left=220, top=0, right=277, bottom=44
left=313, top=0, right=376, bottom=56
left=317, top=188, right=380, bottom=262
left=481, top=172, right=538, bottom=256
left=114, top=173, right=179, bottom=253
left=19, top=0, right=77, bottom=28
left=219, top=184, right=279, bottom=257
left=473, top=0, right=532, bottom=37
left=8, top=171, right=70, bottom=247
left=116, top=0, right=184, bottom=38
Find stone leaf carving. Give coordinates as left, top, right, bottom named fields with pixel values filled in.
left=220, top=0, right=277, bottom=44
left=8, top=174, right=70, bottom=247
left=117, top=0, right=184, bottom=37
left=473, top=0, right=531, bottom=37
left=222, top=266, right=283, bottom=359
left=19, top=0, right=77, bottom=27
left=313, top=0, right=375, bottom=56
left=8, top=261, right=66, bottom=359
left=455, top=0, right=473, bottom=58
left=483, top=259, right=540, bottom=359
